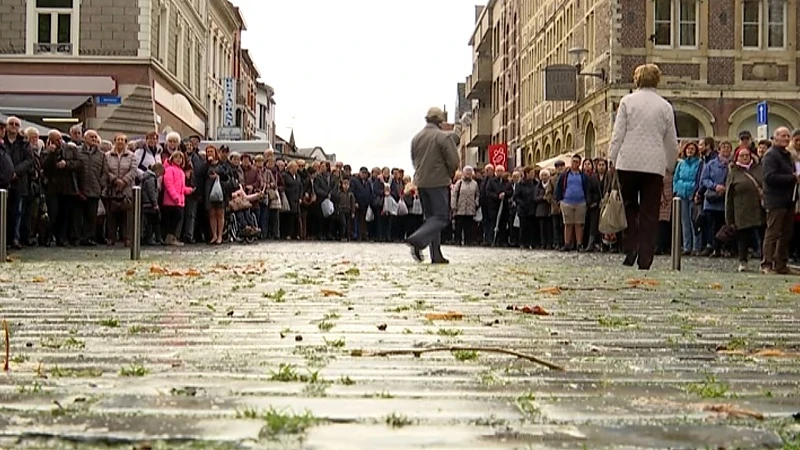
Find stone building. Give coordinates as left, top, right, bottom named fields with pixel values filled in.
left=206, top=0, right=245, bottom=139
left=255, top=82, right=276, bottom=148
left=517, top=0, right=800, bottom=165
left=235, top=49, right=258, bottom=140
left=0, top=0, right=208, bottom=138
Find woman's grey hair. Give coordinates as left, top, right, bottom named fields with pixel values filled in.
left=229, top=151, right=242, bottom=159
left=540, top=169, right=551, bottom=178
left=24, top=127, right=39, bottom=137
left=166, top=131, right=181, bottom=142
left=463, top=165, right=474, bottom=174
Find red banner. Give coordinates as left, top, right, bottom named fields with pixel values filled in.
left=488, top=143, right=508, bottom=170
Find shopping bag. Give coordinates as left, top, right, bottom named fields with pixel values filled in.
left=598, top=174, right=627, bottom=234
left=383, top=196, right=399, bottom=215
left=397, top=199, right=409, bottom=216
left=280, top=192, right=290, bottom=212
left=209, top=178, right=223, bottom=202
left=411, top=197, right=423, bottom=215
left=321, top=198, right=335, bottom=218
left=474, top=207, right=483, bottom=222
left=513, top=214, right=520, bottom=228
left=366, top=207, right=375, bottom=222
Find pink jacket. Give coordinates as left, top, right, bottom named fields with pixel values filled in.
left=162, top=164, right=192, bottom=207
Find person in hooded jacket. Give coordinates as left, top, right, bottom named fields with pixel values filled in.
left=513, top=167, right=538, bottom=249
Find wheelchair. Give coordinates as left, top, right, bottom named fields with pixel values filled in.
left=223, top=207, right=260, bottom=244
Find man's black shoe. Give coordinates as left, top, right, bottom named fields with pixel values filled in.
left=623, top=253, right=638, bottom=267
left=408, top=244, right=423, bottom=263
left=432, top=258, right=449, bottom=265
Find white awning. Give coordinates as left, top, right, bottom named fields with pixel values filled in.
left=536, top=152, right=577, bottom=170
left=0, top=94, right=91, bottom=117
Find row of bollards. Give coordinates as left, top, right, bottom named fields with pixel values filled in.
left=0, top=187, right=142, bottom=263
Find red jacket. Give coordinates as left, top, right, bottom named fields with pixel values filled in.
left=162, top=164, right=192, bottom=207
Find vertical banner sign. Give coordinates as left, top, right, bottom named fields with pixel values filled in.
left=756, top=101, right=769, bottom=141
left=223, top=77, right=236, bottom=127
left=488, top=143, right=508, bottom=170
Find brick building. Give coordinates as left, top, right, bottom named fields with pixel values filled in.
left=489, top=0, right=800, bottom=166
left=0, top=0, right=209, bottom=138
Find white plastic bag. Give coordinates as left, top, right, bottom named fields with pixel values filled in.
left=321, top=198, right=335, bottom=218
left=209, top=178, right=223, bottom=202
left=474, top=207, right=483, bottom=222
left=397, top=199, right=409, bottom=216
left=366, top=207, right=375, bottom=222
left=513, top=214, right=520, bottom=228
left=411, top=197, right=423, bottom=215
left=383, top=196, right=399, bottom=215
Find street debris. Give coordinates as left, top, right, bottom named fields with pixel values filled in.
left=506, top=305, right=550, bottom=315
left=351, top=346, right=565, bottom=371
left=424, top=311, right=463, bottom=321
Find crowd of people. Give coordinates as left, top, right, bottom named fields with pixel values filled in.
left=0, top=86, right=798, bottom=275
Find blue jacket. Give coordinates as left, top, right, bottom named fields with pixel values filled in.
left=349, top=176, right=373, bottom=210
left=554, top=170, right=590, bottom=203
left=699, top=157, right=729, bottom=211
left=672, top=157, right=701, bottom=199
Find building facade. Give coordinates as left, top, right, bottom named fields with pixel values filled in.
left=0, top=0, right=208, bottom=138
left=236, top=49, right=258, bottom=140
left=206, top=0, right=244, bottom=140
left=255, top=82, right=276, bottom=148
left=516, top=0, right=800, bottom=166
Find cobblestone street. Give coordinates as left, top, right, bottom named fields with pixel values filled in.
left=0, top=243, right=799, bottom=449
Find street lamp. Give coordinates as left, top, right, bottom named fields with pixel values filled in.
left=568, top=47, right=606, bottom=82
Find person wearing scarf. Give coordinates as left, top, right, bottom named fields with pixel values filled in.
left=724, top=147, right=764, bottom=272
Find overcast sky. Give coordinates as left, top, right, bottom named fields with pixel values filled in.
left=235, top=0, right=476, bottom=172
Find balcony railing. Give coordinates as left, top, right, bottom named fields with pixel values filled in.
left=467, top=57, right=491, bottom=100
left=468, top=107, right=491, bottom=147
left=35, top=42, right=72, bottom=54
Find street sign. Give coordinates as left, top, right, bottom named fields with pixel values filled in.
left=544, top=65, right=578, bottom=101
left=757, top=124, right=769, bottom=141
left=488, top=143, right=508, bottom=170
left=222, top=77, right=236, bottom=127
left=217, top=127, right=242, bottom=140
left=96, top=95, right=121, bottom=106
left=756, top=101, right=768, bottom=125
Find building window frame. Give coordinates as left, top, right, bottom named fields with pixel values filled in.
left=653, top=0, right=699, bottom=49
left=26, top=0, right=79, bottom=56
left=742, top=0, right=787, bottom=50
left=157, top=3, right=169, bottom=64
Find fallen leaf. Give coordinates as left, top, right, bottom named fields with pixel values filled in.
left=536, top=286, right=562, bottom=295
left=424, top=311, right=463, bottom=321
left=31, top=276, right=46, bottom=283
left=702, top=403, right=764, bottom=420
left=753, top=348, right=800, bottom=358
left=124, top=269, right=136, bottom=276
left=709, top=282, right=723, bottom=290
left=716, top=349, right=748, bottom=356
left=377, top=323, right=387, bottom=331
left=530, top=306, right=550, bottom=316
left=294, top=335, right=303, bottom=342
left=321, top=289, right=345, bottom=297
left=168, top=270, right=184, bottom=277
left=791, top=284, right=800, bottom=294
left=149, top=264, right=168, bottom=275
left=185, top=268, right=201, bottom=277
left=0, top=277, right=10, bottom=283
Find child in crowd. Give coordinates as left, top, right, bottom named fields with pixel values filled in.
left=337, top=178, right=356, bottom=241
left=141, top=163, right=164, bottom=245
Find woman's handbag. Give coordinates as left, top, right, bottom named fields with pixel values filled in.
left=715, top=224, right=736, bottom=243
left=598, top=173, right=627, bottom=234
left=366, top=207, right=375, bottom=222
left=229, top=195, right=252, bottom=212
left=209, top=178, right=223, bottom=202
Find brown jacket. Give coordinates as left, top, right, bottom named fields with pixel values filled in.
left=411, top=123, right=459, bottom=188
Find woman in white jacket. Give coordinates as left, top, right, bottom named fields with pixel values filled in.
left=608, top=64, right=679, bottom=270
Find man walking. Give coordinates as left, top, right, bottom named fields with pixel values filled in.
left=761, top=126, right=797, bottom=274
left=406, top=107, right=459, bottom=264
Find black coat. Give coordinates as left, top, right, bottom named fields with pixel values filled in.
left=762, top=146, right=796, bottom=210
left=513, top=179, right=537, bottom=217
left=5, top=135, right=32, bottom=196
left=42, top=144, right=82, bottom=196
left=350, top=176, right=372, bottom=209
left=486, top=177, right=513, bottom=211
left=313, top=172, right=340, bottom=204
left=282, top=171, right=303, bottom=213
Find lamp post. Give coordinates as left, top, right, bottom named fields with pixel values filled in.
left=568, top=47, right=607, bottom=82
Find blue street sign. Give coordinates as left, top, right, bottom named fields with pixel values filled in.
left=96, top=95, right=122, bottom=106
left=756, top=101, right=768, bottom=125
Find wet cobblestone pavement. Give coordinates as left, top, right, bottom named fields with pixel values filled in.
left=1, top=243, right=800, bottom=449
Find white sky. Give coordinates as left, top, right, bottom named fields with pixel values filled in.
left=235, top=0, right=476, bottom=172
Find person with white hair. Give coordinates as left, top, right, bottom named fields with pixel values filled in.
left=534, top=168, right=553, bottom=249
left=42, top=128, right=83, bottom=246
left=164, top=131, right=181, bottom=162
left=450, top=165, right=479, bottom=246
left=75, top=129, right=105, bottom=245
left=68, top=124, right=83, bottom=148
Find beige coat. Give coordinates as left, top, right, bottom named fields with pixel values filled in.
left=103, top=149, right=137, bottom=198
left=609, top=88, right=679, bottom=176
left=411, top=123, right=459, bottom=188
left=450, top=178, right=479, bottom=216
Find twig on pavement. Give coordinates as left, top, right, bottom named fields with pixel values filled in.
left=3, top=319, right=9, bottom=372
left=352, top=346, right=565, bottom=371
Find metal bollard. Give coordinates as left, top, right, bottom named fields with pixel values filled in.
left=0, top=189, right=7, bottom=263
left=130, top=186, right=142, bottom=261
left=671, top=196, right=681, bottom=271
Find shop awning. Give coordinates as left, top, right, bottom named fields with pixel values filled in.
left=0, top=94, right=91, bottom=118
left=535, top=152, right=577, bottom=170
